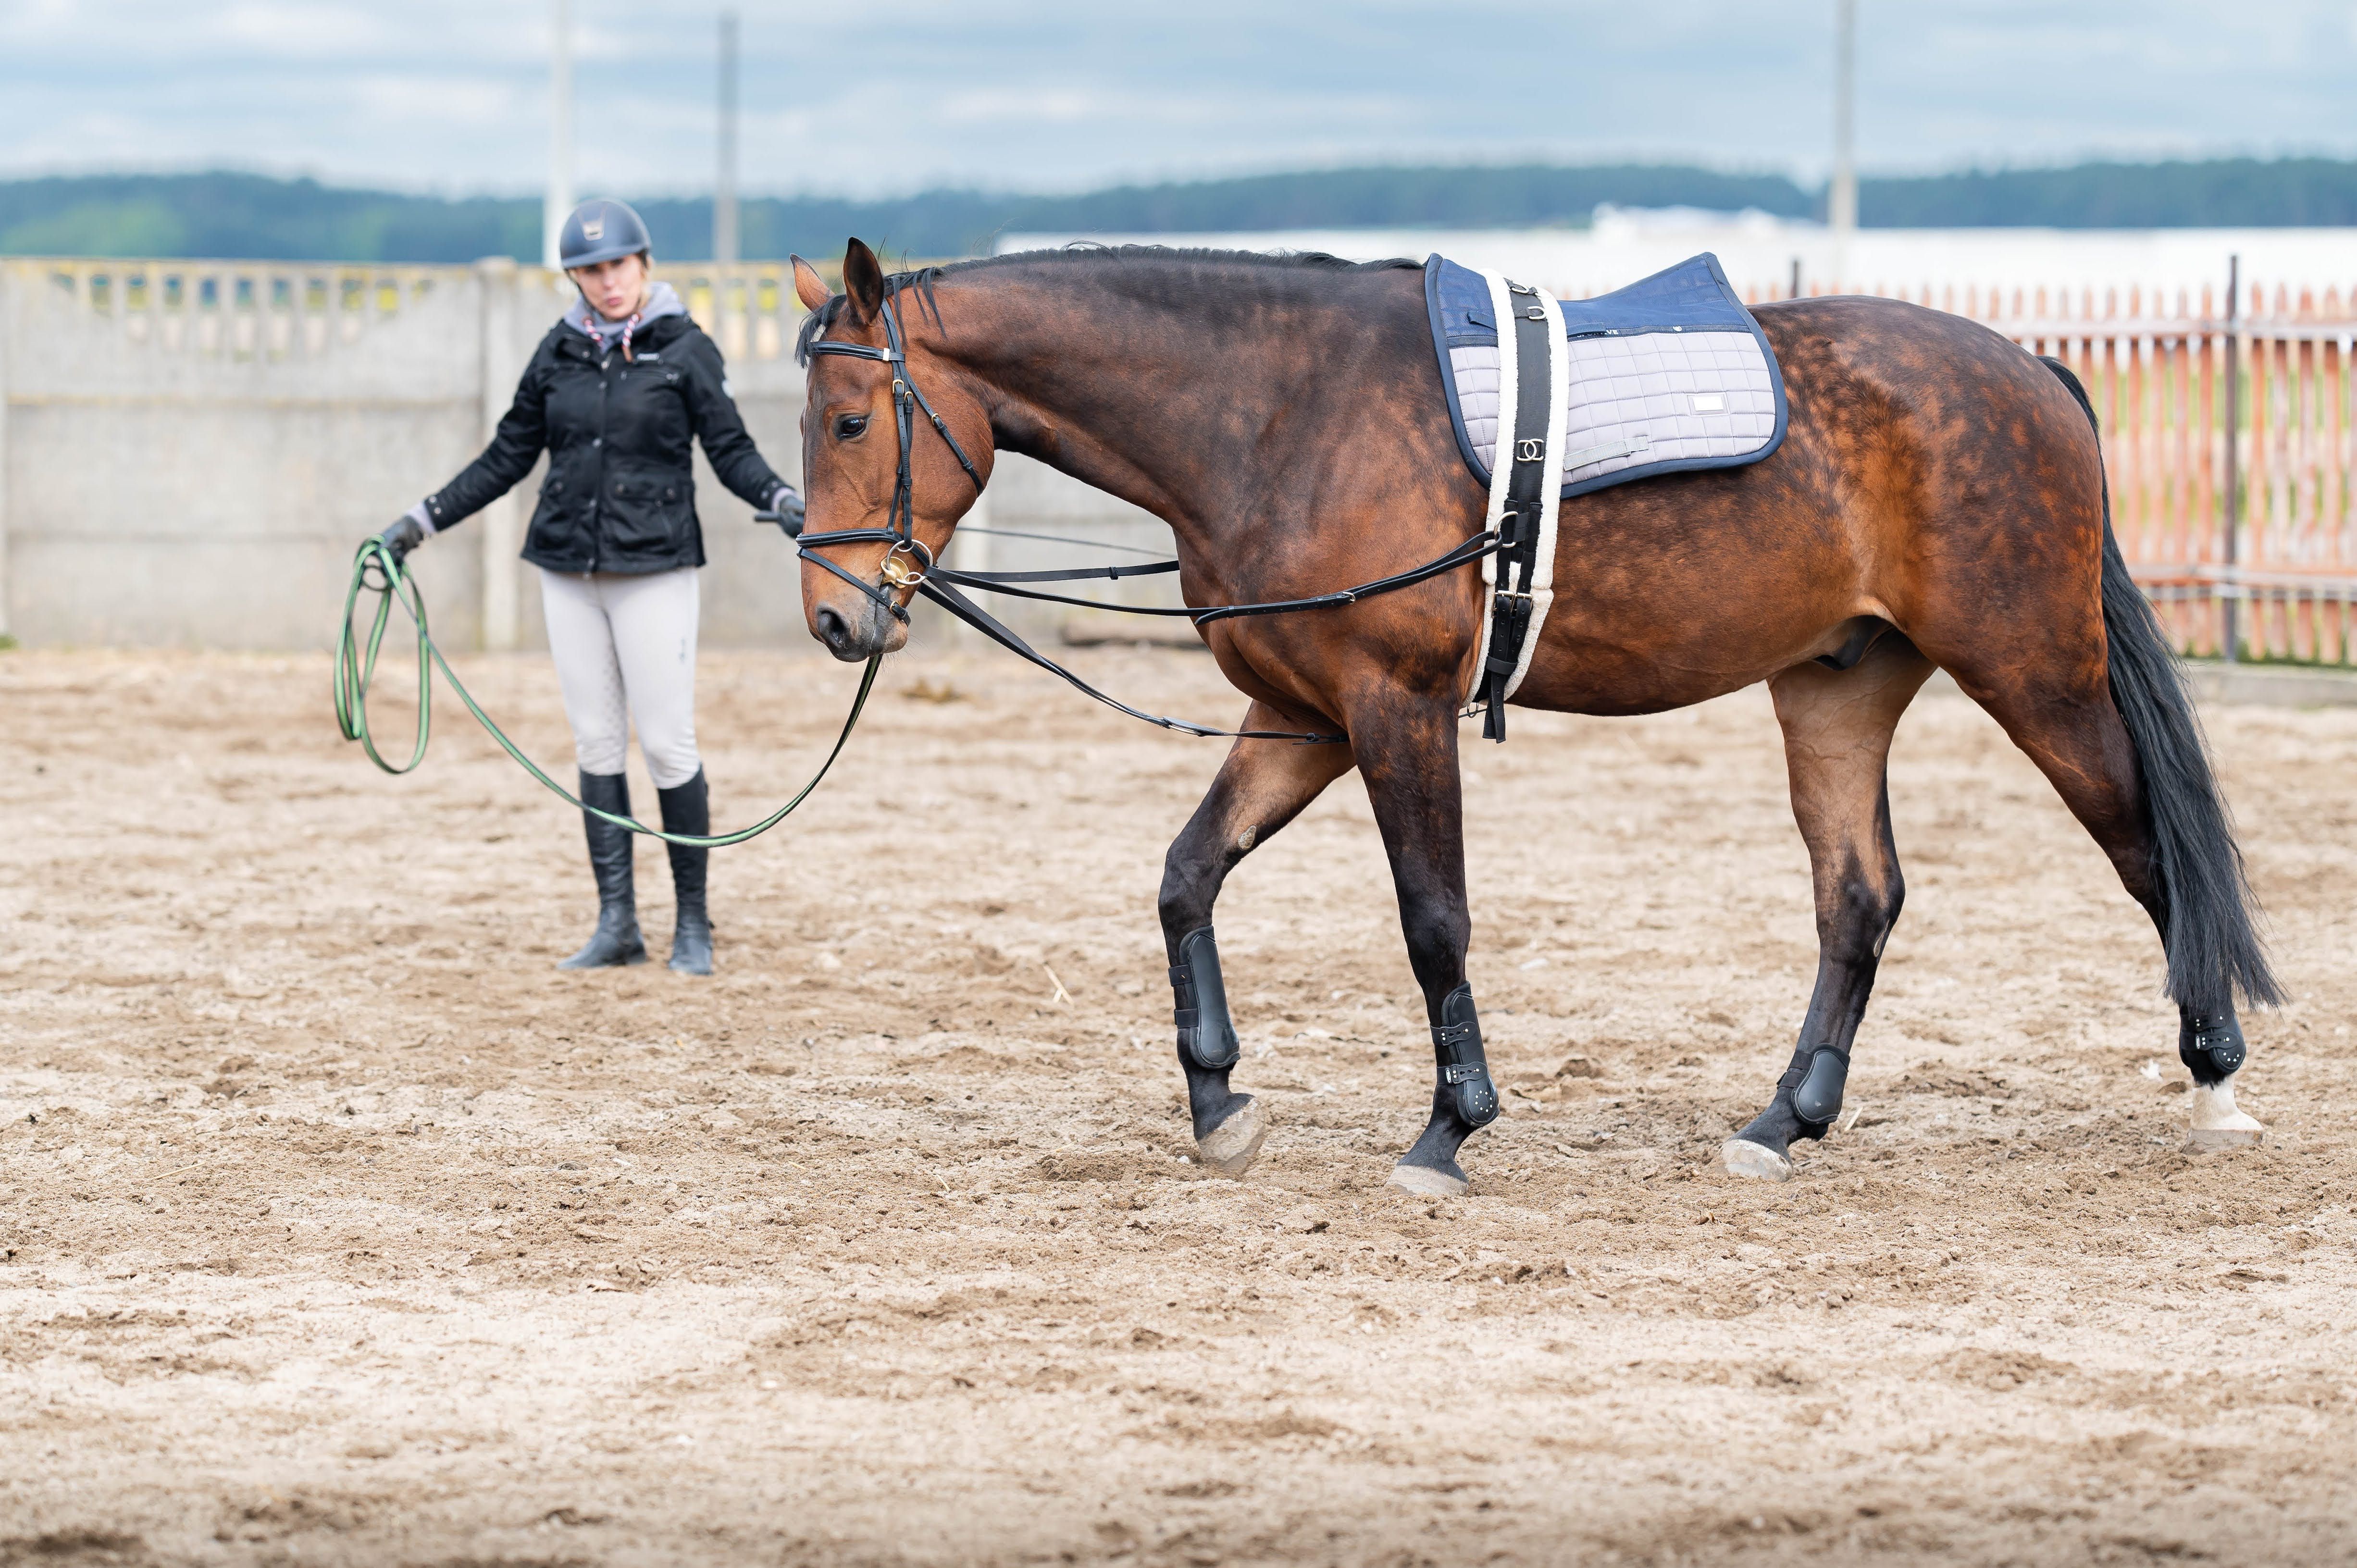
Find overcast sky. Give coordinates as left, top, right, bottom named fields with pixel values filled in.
left=3, top=1, right=2355, bottom=197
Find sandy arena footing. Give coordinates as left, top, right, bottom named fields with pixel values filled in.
left=1, top=646, right=2353, bottom=1566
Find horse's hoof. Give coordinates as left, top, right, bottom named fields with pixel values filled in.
left=2187, top=1079, right=2265, bottom=1151
left=1386, top=1161, right=1468, bottom=1200
left=1195, top=1097, right=1267, bottom=1178
left=1721, top=1139, right=1794, bottom=1183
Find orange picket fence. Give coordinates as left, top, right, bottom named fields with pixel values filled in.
left=1731, top=277, right=2357, bottom=666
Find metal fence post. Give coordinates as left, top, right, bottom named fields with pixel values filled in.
left=0, top=266, right=12, bottom=643
left=2221, top=254, right=2240, bottom=663
left=476, top=257, right=522, bottom=651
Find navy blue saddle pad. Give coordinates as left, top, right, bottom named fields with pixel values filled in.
left=1424, top=252, right=1788, bottom=498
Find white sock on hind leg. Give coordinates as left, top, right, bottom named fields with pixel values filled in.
left=2188, top=1073, right=2265, bottom=1148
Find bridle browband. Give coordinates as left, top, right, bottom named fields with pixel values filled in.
left=788, top=277, right=1509, bottom=745
left=798, top=283, right=983, bottom=623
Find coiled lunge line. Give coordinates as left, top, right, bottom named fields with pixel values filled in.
left=334, top=536, right=876, bottom=848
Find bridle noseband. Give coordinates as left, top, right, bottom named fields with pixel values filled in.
left=798, top=287, right=982, bottom=623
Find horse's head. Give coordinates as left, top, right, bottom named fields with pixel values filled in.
left=791, top=239, right=991, bottom=661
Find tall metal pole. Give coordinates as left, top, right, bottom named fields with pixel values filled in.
left=1828, top=0, right=1857, bottom=290
left=543, top=0, right=575, bottom=270
left=0, top=268, right=13, bottom=643
left=2221, top=253, right=2242, bottom=663
left=715, top=11, right=741, bottom=265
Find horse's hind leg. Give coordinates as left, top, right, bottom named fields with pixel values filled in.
left=1725, top=637, right=1935, bottom=1181
left=1939, top=360, right=2279, bottom=1145
left=1159, top=706, right=1358, bottom=1177
left=1948, top=655, right=2273, bottom=1149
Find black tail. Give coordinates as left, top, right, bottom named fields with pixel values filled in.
left=2041, top=357, right=2283, bottom=1012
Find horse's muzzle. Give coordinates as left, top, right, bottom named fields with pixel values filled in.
left=811, top=590, right=906, bottom=661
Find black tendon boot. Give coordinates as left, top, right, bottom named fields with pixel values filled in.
left=1389, top=983, right=1500, bottom=1200
left=659, top=768, right=713, bottom=976
left=558, top=772, right=648, bottom=970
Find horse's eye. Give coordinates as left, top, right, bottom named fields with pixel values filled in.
left=832, top=413, right=869, bottom=440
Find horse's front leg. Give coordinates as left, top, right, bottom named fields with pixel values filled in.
left=1159, top=706, right=1357, bottom=1176
left=1349, top=696, right=1496, bottom=1199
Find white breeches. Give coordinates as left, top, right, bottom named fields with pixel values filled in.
left=539, top=566, right=701, bottom=789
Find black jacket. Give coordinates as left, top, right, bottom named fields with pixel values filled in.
left=421, top=312, right=787, bottom=574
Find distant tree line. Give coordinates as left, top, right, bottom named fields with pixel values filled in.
left=1856, top=159, right=2357, bottom=228
left=6, top=159, right=2357, bottom=263
left=0, top=173, right=540, bottom=263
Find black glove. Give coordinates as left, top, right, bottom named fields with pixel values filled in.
left=378, top=513, right=427, bottom=567
left=763, top=484, right=806, bottom=538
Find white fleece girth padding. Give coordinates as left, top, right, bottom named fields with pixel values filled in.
left=1464, top=272, right=1567, bottom=713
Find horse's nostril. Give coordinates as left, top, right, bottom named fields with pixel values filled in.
left=815, top=605, right=851, bottom=648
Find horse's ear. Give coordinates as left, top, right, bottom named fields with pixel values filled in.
left=790, top=255, right=831, bottom=313
left=842, top=238, right=885, bottom=324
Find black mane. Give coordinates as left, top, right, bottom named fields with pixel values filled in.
left=794, top=244, right=1421, bottom=365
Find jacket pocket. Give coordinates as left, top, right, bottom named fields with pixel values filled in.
left=525, top=469, right=578, bottom=558
left=603, top=470, right=690, bottom=556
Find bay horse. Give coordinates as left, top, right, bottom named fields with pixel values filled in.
left=785, top=238, right=2279, bottom=1196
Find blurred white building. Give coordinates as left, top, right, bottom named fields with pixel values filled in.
left=1004, top=207, right=2357, bottom=309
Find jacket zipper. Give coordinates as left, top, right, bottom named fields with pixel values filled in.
left=590, top=351, right=610, bottom=572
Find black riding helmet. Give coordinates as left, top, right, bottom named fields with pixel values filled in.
left=558, top=198, right=653, bottom=269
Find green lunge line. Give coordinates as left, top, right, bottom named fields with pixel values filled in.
left=334, top=537, right=876, bottom=847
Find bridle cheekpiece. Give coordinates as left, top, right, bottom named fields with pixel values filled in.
left=797, top=284, right=982, bottom=623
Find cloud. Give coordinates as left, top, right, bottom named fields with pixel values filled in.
left=1, top=0, right=2353, bottom=196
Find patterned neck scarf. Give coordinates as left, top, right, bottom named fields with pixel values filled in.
left=581, top=308, right=645, bottom=362
left=563, top=281, right=684, bottom=361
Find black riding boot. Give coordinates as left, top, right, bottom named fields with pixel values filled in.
left=557, top=771, right=647, bottom=970
left=659, top=768, right=713, bottom=976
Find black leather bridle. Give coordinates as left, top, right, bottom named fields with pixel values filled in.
left=796, top=284, right=981, bottom=624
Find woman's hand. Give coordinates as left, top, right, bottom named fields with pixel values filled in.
left=378, top=512, right=428, bottom=566
left=765, top=484, right=806, bottom=538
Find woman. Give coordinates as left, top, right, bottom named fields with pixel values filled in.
left=375, top=197, right=802, bottom=977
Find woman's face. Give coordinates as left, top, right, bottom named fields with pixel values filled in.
left=569, top=253, right=650, bottom=320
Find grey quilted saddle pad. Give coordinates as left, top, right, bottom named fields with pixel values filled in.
left=1425, top=252, right=1787, bottom=497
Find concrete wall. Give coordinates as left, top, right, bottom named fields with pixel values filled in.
left=0, top=257, right=1164, bottom=652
